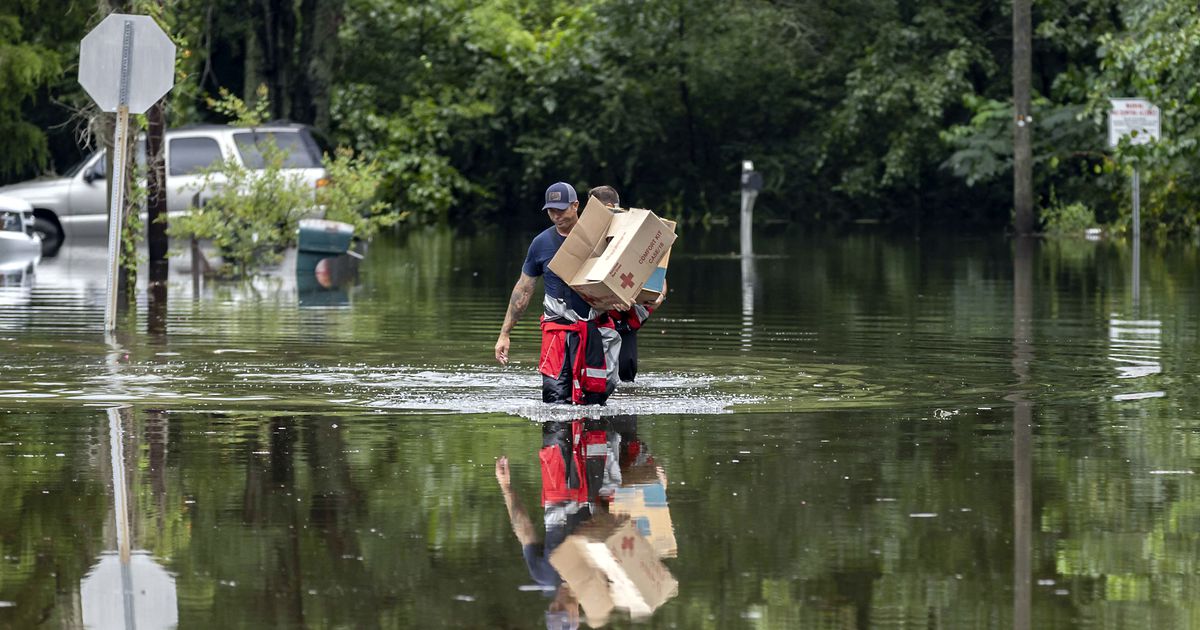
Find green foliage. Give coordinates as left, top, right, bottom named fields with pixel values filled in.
left=207, top=84, right=271, bottom=127
left=0, top=13, right=61, bottom=177
left=1087, top=0, right=1200, bottom=237
left=1042, top=196, right=1097, bottom=236
left=122, top=160, right=149, bottom=278
left=317, top=147, right=400, bottom=239
left=168, top=141, right=313, bottom=277
left=822, top=5, right=994, bottom=199
left=15, top=0, right=1200, bottom=235
left=332, top=85, right=487, bottom=225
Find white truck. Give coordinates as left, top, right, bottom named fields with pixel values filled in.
left=0, top=123, right=329, bottom=256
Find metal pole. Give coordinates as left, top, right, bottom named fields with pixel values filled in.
left=1132, top=167, right=1141, bottom=312
left=105, top=19, right=134, bottom=332
left=1132, top=167, right=1141, bottom=242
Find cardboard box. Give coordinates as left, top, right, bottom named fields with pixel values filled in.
left=610, top=483, right=677, bottom=558
left=549, top=197, right=677, bottom=309
left=549, top=517, right=678, bottom=624
left=635, top=219, right=674, bottom=305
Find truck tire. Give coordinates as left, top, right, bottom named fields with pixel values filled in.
left=33, top=216, right=63, bottom=257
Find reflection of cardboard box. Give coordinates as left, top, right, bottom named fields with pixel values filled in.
left=549, top=197, right=677, bottom=309
left=610, top=483, right=677, bottom=558
left=635, top=219, right=674, bottom=305
left=549, top=518, right=678, bottom=624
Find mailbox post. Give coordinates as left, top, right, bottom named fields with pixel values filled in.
left=740, top=161, right=763, bottom=258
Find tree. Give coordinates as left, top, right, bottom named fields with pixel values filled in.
left=0, top=3, right=86, bottom=179
left=1013, top=0, right=1035, bottom=233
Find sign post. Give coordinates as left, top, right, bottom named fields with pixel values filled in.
left=1108, top=98, right=1160, bottom=311
left=739, top=161, right=762, bottom=352
left=1107, top=98, right=1160, bottom=242
left=78, top=14, right=176, bottom=331
left=739, top=160, right=762, bottom=258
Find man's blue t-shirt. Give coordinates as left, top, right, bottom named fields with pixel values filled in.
left=522, top=226, right=592, bottom=317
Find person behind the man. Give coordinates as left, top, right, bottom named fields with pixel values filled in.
left=586, top=185, right=668, bottom=382
left=494, top=182, right=622, bottom=404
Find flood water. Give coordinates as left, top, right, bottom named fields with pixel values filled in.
left=1, top=226, right=1198, bottom=628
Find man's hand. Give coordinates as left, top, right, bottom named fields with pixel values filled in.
left=594, top=296, right=631, bottom=312
left=495, top=456, right=511, bottom=487
left=497, top=273, right=535, bottom=365
left=645, top=278, right=668, bottom=309
left=495, top=334, right=511, bottom=365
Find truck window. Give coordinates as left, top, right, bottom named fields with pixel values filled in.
left=233, top=131, right=321, bottom=169
left=169, top=137, right=224, bottom=176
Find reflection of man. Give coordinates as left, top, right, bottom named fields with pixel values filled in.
left=496, top=420, right=620, bottom=584
left=494, top=182, right=622, bottom=404
left=496, top=454, right=581, bottom=628
left=586, top=186, right=667, bottom=383
left=496, top=419, right=623, bottom=624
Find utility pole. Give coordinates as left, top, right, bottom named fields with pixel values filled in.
left=1013, top=0, right=1034, bottom=235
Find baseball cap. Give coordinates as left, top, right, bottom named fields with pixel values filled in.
left=543, top=182, right=578, bottom=211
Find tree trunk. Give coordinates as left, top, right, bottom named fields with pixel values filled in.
left=250, top=0, right=298, bottom=121
left=147, top=99, right=168, bottom=278
left=244, top=27, right=264, bottom=104
left=677, top=5, right=697, bottom=171
left=293, top=0, right=343, bottom=131
left=1012, top=0, right=1034, bottom=235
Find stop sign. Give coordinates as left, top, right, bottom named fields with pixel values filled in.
left=79, top=14, right=175, bottom=113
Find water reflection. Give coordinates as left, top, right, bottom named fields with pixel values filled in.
left=1010, top=236, right=1034, bottom=630
left=80, top=408, right=178, bottom=630
left=8, top=228, right=1200, bottom=626
left=0, top=263, right=33, bottom=305
left=1108, top=234, right=1164, bottom=400
left=496, top=416, right=677, bottom=627
left=0, top=242, right=38, bottom=308
left=1108, top=316, right=1162, bottom=381
left=1132, top=229, right=1141, bottom=311
left=740, top=253, right=756, bottom=352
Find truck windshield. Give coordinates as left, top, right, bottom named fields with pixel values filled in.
left=233, top=131, right=322, bottom=169
left=63, top=152, right=98, bottom=178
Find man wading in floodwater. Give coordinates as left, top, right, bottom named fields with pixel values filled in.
left=494, top=182, right=622, bottom=404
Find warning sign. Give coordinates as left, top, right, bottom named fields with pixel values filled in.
left=1108, top=98, right=1161, bottom=148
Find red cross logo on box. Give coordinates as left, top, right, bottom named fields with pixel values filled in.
left=620, top=272, right=635, bottom=289
left=621, top=536, right=635, bottom=553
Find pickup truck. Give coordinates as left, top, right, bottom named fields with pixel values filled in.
left=0, top=123, right=329, bottom=256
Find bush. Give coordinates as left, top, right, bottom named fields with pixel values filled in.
left=1042, top=198, right=1097, bottom=237
left=169, top=141, right=312, bottom=277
